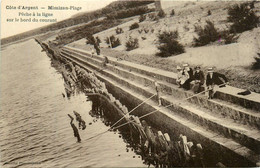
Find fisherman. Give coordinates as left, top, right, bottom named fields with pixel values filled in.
left=196, top=144, right=205, bottom=167
left=206, top=67, right=228, bottom=99
left=182, top=64, right=193, bottom=90
left=154, top=80, right=162, bottom=106
left=156, top=131, right=168, bottom=167
left=192, top=66, right=205, bottom=93
left=68, top=114, right=81, bottom=142
left=131, top=116, right=147, bottom=147
left=73, top=111, right=86, bottom=130
left=163, top=133, right=176, bottom=167
left=141, top=120, right=156, bottom=154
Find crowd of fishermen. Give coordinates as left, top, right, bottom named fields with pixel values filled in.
left=126, top=116, right=205, bottom=167
left=176, top=64, right=228, bottom=99
left=60, top=62, right=206, bottom=167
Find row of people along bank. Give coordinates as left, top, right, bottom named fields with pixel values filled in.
left=176, top=64, right=228, bottom=99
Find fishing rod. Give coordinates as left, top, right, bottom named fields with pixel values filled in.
left=84, top=93, right=156, bottom=141
left=110, top=93, right=157, bottom=128
left=84, top=82, right=228, bottom=141
left=112, top=82, right=229, bottom=130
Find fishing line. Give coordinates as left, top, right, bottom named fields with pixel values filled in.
left=84, top=82, right=228, bottom=141
left=112, top=82, right=228, bottom=130
left=84, top=93, right=156, bottom=141
left=110, top=93, right=157, bottom=128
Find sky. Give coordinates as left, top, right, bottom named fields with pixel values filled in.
left=1, top=0, right=115, bottom=38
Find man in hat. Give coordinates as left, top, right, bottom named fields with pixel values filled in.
left=182, top=64, right=193, bottom=90
left=206, top=68, right=228, bottom=99
left=192, top=66, right=205, bottom=93
left=68, top=114, right=81, bottom=142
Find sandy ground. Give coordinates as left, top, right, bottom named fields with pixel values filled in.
left=66, top=1, right=260, bottom=92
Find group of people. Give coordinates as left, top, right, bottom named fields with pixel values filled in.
left=176, top=64, right=228, bottom=99
left=88, top=91, right=205, bottom=167
left=128, top=118, right=205, bottom=167
left=58, top=57, right=209, bottom=166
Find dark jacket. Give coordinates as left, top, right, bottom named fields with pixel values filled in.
left=182, top=68, right=194, bottom=90
left=194, top=70, right=205, bottom=85
left=206, top=72, right=228, bottom=86
left=187, top=68, right=193, bottom=80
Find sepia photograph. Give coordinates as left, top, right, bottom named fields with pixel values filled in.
left=1, top=0, right=260, bottom=167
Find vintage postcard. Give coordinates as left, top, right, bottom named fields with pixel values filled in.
left=1, top=0, right=260, bottom=167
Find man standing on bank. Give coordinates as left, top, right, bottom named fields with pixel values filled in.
left=68, top=114, right=81, bottom=142
left=206, top=67, right=228, bottom=99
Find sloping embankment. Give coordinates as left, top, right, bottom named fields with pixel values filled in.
left=40, top=40, right=260, bottom=166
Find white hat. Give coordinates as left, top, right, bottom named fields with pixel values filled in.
left=164, top=133, right=171, bottom=142
left=196, top=144, right=203, bottom=150
left=207, top=67, right=213, bottom=73
left=177, top=66, right=182, bottom=70
left=183, top=63, right=189, bottom=67
left=158, top=131, right=163, bottom=137
left=187, top=142, right=194, bottom=148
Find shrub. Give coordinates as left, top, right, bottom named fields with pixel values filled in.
left=158, top=30, right=179, bottom=43
left=193, top=20, right=219, bottom=47
left=144, top=28, right=149, bottom=33
left=220, top=30, right=238, bottom=44
left=227, top=2, right=259, bottom=33
left=125, top=37, right=139, bottom=51
left=116, top=27, right=124, bottom=34
left=138, top=29, right=143, bottom=34
left=158, top=10, right=166, bottom=18
left=139, top=14, right=146, bottom=22
left=105, top=35, right=121, bottom=48
left=156, top=30, right=185, bottom=57
left=129, top=22, right=139, bottom=30
left=252, top=53, right=260, bottom=70
left=184, top=25, right=190, bottom=32
left=170, top=9, right=175, bottom=16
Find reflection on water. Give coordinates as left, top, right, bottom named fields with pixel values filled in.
left=0, top=39, right=145, bottom=167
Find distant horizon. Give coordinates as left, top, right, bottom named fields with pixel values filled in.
left=1, top=0, right=115, bottom=39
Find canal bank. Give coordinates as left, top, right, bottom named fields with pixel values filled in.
left=1, top=39, right=150, bottom=168
left=37, top=39, right=260, bottom=167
